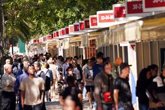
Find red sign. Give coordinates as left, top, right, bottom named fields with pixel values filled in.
left=80, top=22, right=85, bottom=30
left=53, top=32, right=56, bottom=38
left=33, top=39, right=39, bottom=44
left=62, top=29, right=65, bottom=35
left=47, top=35, right=52, bottom=40
left=84, top=20, right=90, bottom=28
left=65, top=27, right=69, bottom=34
left=145, top=0, right=165, bottom=8
left=98, top=13, right=114, bottom=23
left=56, top=31, right=59, bottom=37
left=143, top=0, right=165, bottom=12
left=90, top=16, right=97, bottom=27
left=113, top=4, right=126, bottom=18
left=74, top=24, right=79, bottom=31
left=127, top=1, right=143, bottom=14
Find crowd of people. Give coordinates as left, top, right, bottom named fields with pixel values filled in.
left=1, top=52, right=165, bottom=110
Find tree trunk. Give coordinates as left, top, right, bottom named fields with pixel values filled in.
left=0, top=0, right=4, bottom=55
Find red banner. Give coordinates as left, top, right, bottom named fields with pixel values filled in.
left=47, top=35, right=53, bottom=40
left=33, top=39, right=39, bottom=44
left=65, top=27, right=69, bottom=34
left=98, top=13, right=114, bottom=23
left=53, top=32, right=56, bottom=38
left=90, top=16, right=97, bottom=27
left=113, top=4, right=126, bottom=18
left=62, top=28, right=65, bottom=35
left=80, top=22, right=85, bottom=30
left=127, top=1, right=143, bottom=14
left=97, top=10, right=115, bottom=27
left=143, top=0, right=165, bottom=12
left=145, top=0, right=165, bottom=8
left=84, top=20, right=90, bottom=28
left=56, top=31, right=59, bottom=37
left=74, top=24, right=79, bottom=31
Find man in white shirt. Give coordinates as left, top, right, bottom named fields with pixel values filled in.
left=20, top=64, right=45, bottom=110
left=2, top=64, right=16, bottom=110
left=47, top=58, right=58, bottom=101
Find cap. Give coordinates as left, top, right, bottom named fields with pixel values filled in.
left=120, top=63, right=132, bottom=71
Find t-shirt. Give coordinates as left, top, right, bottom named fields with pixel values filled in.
left=36, top=70, right=46, bottom=80
left=93, top=64, right=103, bottom=79
left=73, top=67, right=81, bottom=80
left=2, top=73, right=16, bottom=92
left=83, top=66, right=94, bottom=86
left=114, top=77, right=132, bottom=104
left=49, top=64, right=58, bottom=80
left=19, top=77, right=45, bottom=105
left=62, top=63, right=69, bottom=77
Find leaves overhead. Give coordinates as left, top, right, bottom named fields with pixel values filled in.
left=4, top=0, right=118, bottom=42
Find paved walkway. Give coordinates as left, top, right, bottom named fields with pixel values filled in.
left=46, top=100, right=90, bottom=110
left=0, top=79, right=91, bottom=110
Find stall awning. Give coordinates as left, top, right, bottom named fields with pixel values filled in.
left=141, top=13, right=165, bottom=41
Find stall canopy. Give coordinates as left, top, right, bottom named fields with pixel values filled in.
left=141, top=13, right=165, bottom=41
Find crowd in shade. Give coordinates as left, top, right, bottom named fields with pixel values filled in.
left=1, top=52, right=165, bottom=110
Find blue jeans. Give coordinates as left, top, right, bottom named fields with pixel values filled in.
left=139, top=103, right=149, bottom=110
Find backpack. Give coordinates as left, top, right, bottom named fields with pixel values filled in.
left=45, top=70, right=51, bottom=91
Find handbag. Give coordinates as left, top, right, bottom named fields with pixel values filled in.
left=103, top=91, right=113, bottom=103
left=102, top=75, right=113, bottom=103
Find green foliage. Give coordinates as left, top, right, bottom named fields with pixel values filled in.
left=3, top=0, right=119, bottom=42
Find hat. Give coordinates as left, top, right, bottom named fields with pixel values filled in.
left=120, top=63, right=132, bottom=71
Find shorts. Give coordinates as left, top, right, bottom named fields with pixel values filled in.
left=85, top=86, right=94, bottom=92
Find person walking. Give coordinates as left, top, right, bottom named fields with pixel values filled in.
left=94, top=62, right=114, bottom=110
left=62, top=57, right=71, bottom=77
left=83, top=59, right=95, bottom=109
left=20, top=64, right=45, bottom=110
left=114, top=63, right=134, bottom=110
left=34, top=61, right=46, bottom=80
left=60, top=76, right=82, bottom=108
left=1, top=64, right=16, bottom=110
left=136, top=68, right=152, bottom=110
left=93, top=52, right=104, bottom=79
left=34, top=61, right=47, bottom=110
left=4, top=58, right=11, bottom=73
left=47, top=58, right=58, bottom=101
left=43, top=63, right=53, bottom=102
left=147, top=65, right=165, bottom=109
left=15, top=58, right=30, bottom=110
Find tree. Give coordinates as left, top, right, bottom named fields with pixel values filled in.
left=3, top=0, right=120, bottom=44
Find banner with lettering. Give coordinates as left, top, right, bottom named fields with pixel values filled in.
left=97, top=10, right=115, bottom=28
left=143, top=0, right=165, bottom=12
left=126, top=1, right=143, bottom=15
left=113, top=4, right=126, bottom=19
left=89, top=15, right=98, bottom=28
